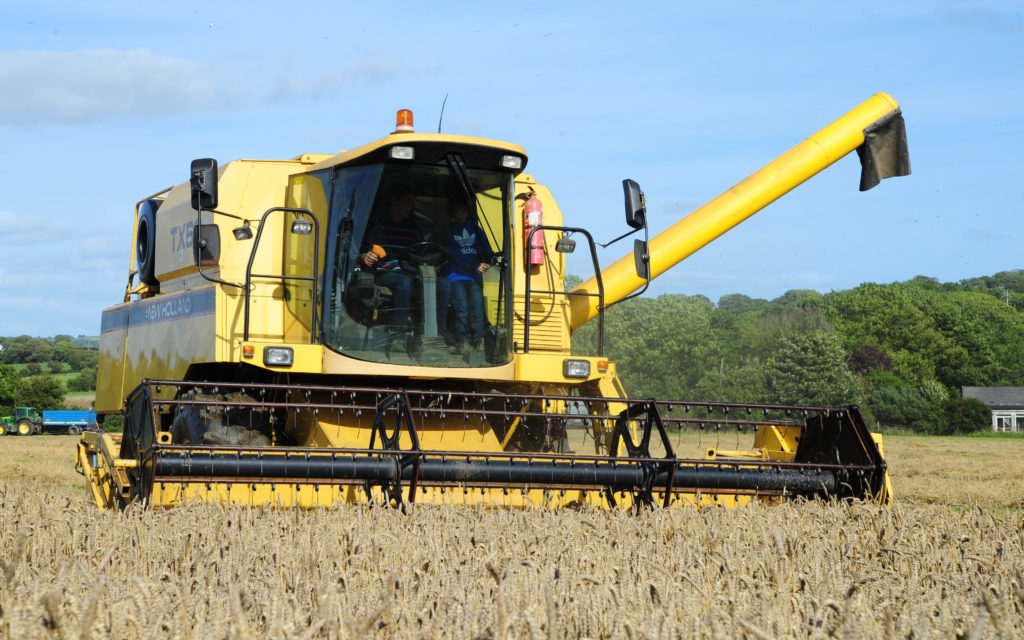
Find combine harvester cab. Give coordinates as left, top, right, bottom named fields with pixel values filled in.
left=78, top=96, right=909, bottom=510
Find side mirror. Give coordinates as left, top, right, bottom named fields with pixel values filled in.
left=193, top=224, right=221, bottom=266
left=633, top=239, right=649, bottom=279
left=623, top=179, right=646, bottom=230
left=190, top=158, right=218, bottom=211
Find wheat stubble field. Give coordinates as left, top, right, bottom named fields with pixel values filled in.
left=1, top=434, right=1022, bottom=639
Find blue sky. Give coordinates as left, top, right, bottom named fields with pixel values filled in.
left=0, top=1, right=1021, bottom=336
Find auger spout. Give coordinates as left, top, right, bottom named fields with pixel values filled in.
left=568, top=92, right=910, bottom=331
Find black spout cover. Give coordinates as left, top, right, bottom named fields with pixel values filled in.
left=857, top=110, right=911, bottom=191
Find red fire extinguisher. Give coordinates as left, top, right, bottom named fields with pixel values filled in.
left=523, top=193, right=544, bottom=266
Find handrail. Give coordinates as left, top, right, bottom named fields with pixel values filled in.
left=243, top=207, right=320, bottom=343
left=523, top=225, right=605, bottom=355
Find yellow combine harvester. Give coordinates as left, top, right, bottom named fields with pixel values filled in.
left=78, top=94, right=910, bottom=510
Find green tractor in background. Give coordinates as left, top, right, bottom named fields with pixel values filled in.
left=1, top=407, right=42, bottom=436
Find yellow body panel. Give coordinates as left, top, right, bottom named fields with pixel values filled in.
left=310, top=132, right=527, bottom=173
left=510, top=176, right=571, bottom=353
left=97, top=287, right=217, bottom=412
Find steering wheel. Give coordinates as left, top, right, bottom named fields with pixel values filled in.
left=403, top=241, right=448, bottom=267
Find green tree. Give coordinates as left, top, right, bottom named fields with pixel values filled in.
left=717, top=294, right=770, bottom=317
left=866, top=386, right=933, bottom=429
left=772, top=289, right=825, bottom=309
left=66, top=366, right=97, bottom=392
left=847, top=345, right=893, bottom=376
left=825, top=284, right=941, bottom=383
left=574, top=294, right=717, bottom=399
left=17, top=374, right=65, bottom=411
left=52, top=339, right=75, bottom=362
left=920, top=397, right=990, bottom=435
left=694, top=357, right=766, bottom=403
left=3, top=336, right=53, bottom=364
left=764, top=330, right=860, bottom=406
left=0, top=363, right=19, bottom=406
left=738, top=305, right=831, bottom=362
left=825, top=281, right=1024, bottom=389
left=568, top=270, right=1024, bottom=416
left=960, top=269, right=1024, bottom=310
left=564, top=274, right=583, bottom=290
left=66, top=348, right=99, bottom=372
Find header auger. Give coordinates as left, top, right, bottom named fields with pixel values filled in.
left=78, top=94, right=909, bottom=510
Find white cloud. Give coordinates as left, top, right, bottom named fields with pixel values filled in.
left=265, top=55, right=404, bottom=101
left=0, top=49, right=407, bottom=126
left=0, top=212, right=121, bottom=290
left=964, top=228, right=1004, bottom=241
left=0, top=49, right=241, bottom=125
left=939, top=7, right=1024, bottom=34
left=0, top=210, right=74, bottom=245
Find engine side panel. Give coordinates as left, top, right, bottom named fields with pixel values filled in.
left=96, top=288, right=217, bottom=412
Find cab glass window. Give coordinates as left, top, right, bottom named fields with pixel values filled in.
left=321, top=161, right=512, bottom=368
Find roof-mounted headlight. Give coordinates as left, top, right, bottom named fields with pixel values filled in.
left=500, top=155, right=523, bottom=170
left=389, top=146, right=415, bottom=160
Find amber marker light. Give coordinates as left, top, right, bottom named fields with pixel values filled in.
left=242, top=345, right=255, bottom=359
left=395, top=109, right=414, bottom=133
left=597, top=360, right=609, bottom=373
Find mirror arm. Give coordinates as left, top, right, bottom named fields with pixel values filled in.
left=195, top=204, right=245, bottom=289
left=597, top=226, right=641, bottom=249
left=621, top=223, right=651, bottom=303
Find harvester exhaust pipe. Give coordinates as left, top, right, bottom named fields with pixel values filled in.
left=568, top=93, right=912, bottom=331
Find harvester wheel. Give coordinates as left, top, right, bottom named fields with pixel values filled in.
left=136, top=201, right=159, bottom=285
left=16, top=419, right=34, bottom=436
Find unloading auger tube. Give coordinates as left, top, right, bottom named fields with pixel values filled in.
left=77, top=380, right=888, bottom=510
left=568, top=92, right=910, bottom=330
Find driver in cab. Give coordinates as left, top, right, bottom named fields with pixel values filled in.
left=359, top=182, right=423, bottom=333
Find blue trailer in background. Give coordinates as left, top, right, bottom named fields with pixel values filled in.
left=41, top=410, right=97, bottom=434
left=2, top=408, right=98, bottom=435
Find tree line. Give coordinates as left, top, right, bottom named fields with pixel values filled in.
left=0, top=335, right=98, bottom=413
left=571, top=271, right=1024, bottom=434
left=5, top=269, right=1023, bottom=432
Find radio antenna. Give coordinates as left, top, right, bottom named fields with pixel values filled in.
left=437, top=94, right=449, bottom=133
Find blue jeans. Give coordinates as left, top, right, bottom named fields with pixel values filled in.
left=375, top=269, right=414, bottom=330
left=435, top=277, right=451, bottom=339
left=450, top=279, right=484, bottom=343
